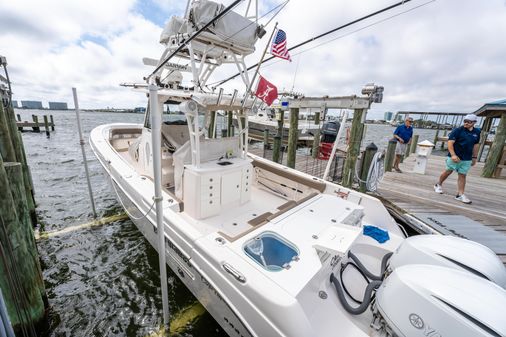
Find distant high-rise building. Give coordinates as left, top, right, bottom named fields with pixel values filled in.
left=384, top=111, right=393, bottom=122
left=49, top=102, right=68, bottom=110
left=11, top=100, right=18, bottom=108
left=21, top=100, right=43, bottom=109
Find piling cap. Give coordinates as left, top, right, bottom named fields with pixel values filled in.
left=417, top=140, right=434, bottom=147
left=464, top=114, right=477, bottom=122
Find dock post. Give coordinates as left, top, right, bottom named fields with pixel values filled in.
left=43, top=115, right=50, bottom=138
left=227, top=111, right=233, bottom=137
left=16, top=114, right=21, bottom=121
left=440, top=130, right=447, bottom=150
left=50, top=115, right=55, bottom=131
left=263, top=129, right=269, bottom=158
left=208, top=111, right=216, bottom=138
left=402, top=138, right=411, bottom=162
left=287, top=107, right=299, bottom=168
left=384, top=139, right=397, bottom=172
left=312, top=111, right=321, bottom=159
left=4, top=106, right=36, bottom=224
left=0, top=103, right=16, bottom=162
left=31, top=115, right=40, bottom=132
left=477, top=117, right=493, bottom=162
left=360, top=143, right=378, bottom=192
left=272, top=136, right=281, bottom=163
left=433, top=129, right=440, bottom=147
left=221, top=129, right=227, bottom=138
left=342, top=109, right=366, bottom=187
left=0, top=159, right=46, bottom=332
left=482, top=114, right=506, bottom=178
left=272, top=109, right=284, bottom=163
left=410, top=134, right=419, bottom=154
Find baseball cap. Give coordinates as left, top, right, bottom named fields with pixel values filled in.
left=463, top=114, right=477, bottom=122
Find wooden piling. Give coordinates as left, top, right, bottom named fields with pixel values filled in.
left=342, top=109, right=366, bottom=187
left=482, top=114, right=506, bottom=178
left=272, top=110, right=284, bottom=163
left=31, top=115, right=40, bottom=132
left=0, top=159, right=46, bottom=332
left=287, top=107, right=299, bottom=168
left=227, top=111, right=233, bottom=137
left=16, top=114, right=21, bottom=122
left=360, top=143, right=378, bottom=192
left=208, top=111, right=216, bottom=138
left=4, top=107, right=36, bottom=224
left=433, top=129, right=440, bottom=146
left=312, top=111, right=321, bottom=159
left=440, top=130, right=447, bottom=150
left=0, top=103, right=16, bottom=162
left=50, top=115, right=55, bottom=131
left=384, top=139, right=397, bottom=172
left=410, top=134, right=419, bottom=154
left=263, top=129, right=269, bottom=158
left=405, top=137, right=412, bottom=158
left=43, top=115, right=50, bottom=138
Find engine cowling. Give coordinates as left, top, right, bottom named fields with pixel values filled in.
left=376, top=264, right=506, bottom=337
left=388, top=235, right=506, bottom=288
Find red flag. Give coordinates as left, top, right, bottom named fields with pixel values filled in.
left=255, top=76, right=278, bottom=106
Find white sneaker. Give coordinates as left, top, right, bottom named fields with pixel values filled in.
left=455, top=194, right=471, bottom=204
left=434, top=183, right=443, bottom=194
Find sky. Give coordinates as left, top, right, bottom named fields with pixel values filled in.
left=1, top=0, right=505, bottom=119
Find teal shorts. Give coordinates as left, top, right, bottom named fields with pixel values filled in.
left=446, top=157, right=472, bottom=174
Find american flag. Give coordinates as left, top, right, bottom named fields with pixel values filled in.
left=270, top=29, right=291, bottom=61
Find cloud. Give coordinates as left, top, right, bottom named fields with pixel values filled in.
left=1, top=0, right=506, bottom=116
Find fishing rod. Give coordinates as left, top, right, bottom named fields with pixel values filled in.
left=214, top=0, right=414, bottom=86
left=148, top=0, right=244, bottom=80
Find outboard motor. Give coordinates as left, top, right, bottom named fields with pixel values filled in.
left=388, top=235, right=506, bottom=288
left=320, top=121, right=340, bottom=143
left=375, top=264, right=506, bottom=337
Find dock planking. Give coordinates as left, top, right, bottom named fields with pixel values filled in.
left=378, top=154, right=506, bottom=263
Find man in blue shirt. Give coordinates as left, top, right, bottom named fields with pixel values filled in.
left=434, top=114, right=481, bottom=204
left=392, top=117, right=414, bottom=172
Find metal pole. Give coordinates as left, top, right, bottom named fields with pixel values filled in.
left=72, top=88, right=97, bottom=218
left=242, top=23, right=278, bottom=107
left=323, top=110, right=348, bottom=180
left=149, top=83, right=170, bottom=334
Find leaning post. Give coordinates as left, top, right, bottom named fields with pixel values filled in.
left=263, top=129, right=269, bottom=158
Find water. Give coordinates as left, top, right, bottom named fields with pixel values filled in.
left=18, top=110, right=442, bottom=336
left=17, top=109, right=224, bottom=337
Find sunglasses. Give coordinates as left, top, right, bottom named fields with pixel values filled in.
left=464, top=120, right=476, bottom=123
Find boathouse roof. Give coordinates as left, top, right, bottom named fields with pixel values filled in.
left=474, top=99, right=506, bottom=118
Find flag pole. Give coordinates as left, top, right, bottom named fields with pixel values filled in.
left=241, top=22, right=278, bottom=108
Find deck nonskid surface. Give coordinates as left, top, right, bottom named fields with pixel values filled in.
left=180, top=185, right=288, bottom=238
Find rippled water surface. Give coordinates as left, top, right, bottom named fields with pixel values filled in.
left=19, top=109, right=443, bottom=337
left=18, top=109, right=224, bottom=337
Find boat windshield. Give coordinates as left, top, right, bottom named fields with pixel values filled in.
left=144, top=102, right=186, bottom=129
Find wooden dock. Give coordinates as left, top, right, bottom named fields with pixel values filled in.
left=378, top=154, right=506, bottom=263
left=16, top=114, right=55, bottom=133
left=248, top=141, right=506, bottom=264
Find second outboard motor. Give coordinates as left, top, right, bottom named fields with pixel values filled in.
left=321, top=121, right=340, bottom=143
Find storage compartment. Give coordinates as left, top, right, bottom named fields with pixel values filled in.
left=243, top=232, right=299, bottom=271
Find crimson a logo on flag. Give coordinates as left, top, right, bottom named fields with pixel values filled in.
left=255, top=76, right=278, bottom=106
